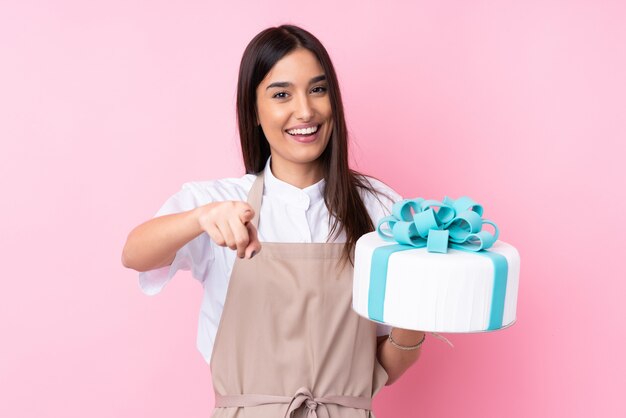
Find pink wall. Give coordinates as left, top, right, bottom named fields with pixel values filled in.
left=1, top=1, right=624, bottom=417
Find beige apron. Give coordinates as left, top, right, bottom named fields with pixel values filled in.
left=210, top=171, right=388, bottom=418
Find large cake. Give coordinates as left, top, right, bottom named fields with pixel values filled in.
left=352, top=197, right=520, bottom=333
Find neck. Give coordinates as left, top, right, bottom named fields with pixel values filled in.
left=270, top=158, right=324, bottom=189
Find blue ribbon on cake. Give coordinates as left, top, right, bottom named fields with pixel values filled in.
left=368, top=196, right=509, bottom=331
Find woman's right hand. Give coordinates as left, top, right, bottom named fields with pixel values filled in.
left=196, top=201, right=262, bottom=259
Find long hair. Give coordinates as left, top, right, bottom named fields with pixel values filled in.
left=236, top=24, right=380, bottom=264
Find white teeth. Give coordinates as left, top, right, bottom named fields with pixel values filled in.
left=287, top=125, right=319, bottom=135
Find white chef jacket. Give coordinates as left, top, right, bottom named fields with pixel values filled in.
left=138, top=157, right=402, bottom=364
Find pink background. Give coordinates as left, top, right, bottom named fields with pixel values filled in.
left=1, top=1, right=624, bottom=417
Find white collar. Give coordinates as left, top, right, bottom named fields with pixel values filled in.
left=262, top=157, right=325, bottom=210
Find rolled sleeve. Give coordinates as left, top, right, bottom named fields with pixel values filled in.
left=138, top=246, right=192, bottom=295
left=137, top=184, right=214, bottom=295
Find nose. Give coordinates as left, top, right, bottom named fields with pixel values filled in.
left=294, top=93, right=313, bottom=121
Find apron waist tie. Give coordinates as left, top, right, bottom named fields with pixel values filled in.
left=215, top=386, right=372, bottom=418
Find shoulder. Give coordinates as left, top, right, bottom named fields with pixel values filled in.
left=354, top=173, right=403, bottom=224
left=181, top=174, right=257, bottom=202
left=153, top=173, right=257, bottom=216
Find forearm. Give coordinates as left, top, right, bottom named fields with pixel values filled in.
left=121, top=205, right=210, bottom=271
left=376, top=328, right=425, bottom=386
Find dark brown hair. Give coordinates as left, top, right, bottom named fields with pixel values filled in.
left=236, top=24, right=382, bottom=264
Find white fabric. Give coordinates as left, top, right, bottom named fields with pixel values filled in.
left=138, top=157, right=402, bottom=364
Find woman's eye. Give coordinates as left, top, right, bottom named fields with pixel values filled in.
left=311, top=86, right=327, bottom=94
left=273, top=91, right=289, bottom=99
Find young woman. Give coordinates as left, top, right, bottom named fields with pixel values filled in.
left=122, top=24, right=426, bottom=417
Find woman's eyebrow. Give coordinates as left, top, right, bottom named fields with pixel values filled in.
left=266, top=75, right=327, bottom=90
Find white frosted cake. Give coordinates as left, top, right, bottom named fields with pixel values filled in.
left=352, top=197, right=520, bottom=333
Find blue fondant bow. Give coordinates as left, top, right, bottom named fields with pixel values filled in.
left=377, top=196, right=499, bottom=253
left=368, top=196, right=509, bottom=331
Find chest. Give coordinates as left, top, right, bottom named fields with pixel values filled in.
left=256, top=196, right=346, bottom=243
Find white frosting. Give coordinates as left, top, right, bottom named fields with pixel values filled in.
left=353, top=232, right=520, bottom=333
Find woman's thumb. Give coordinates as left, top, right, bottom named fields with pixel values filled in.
left=239, top=208, right=255, bottom=224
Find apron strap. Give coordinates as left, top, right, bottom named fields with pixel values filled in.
left=247, top=171, right=265, bottom=230
left=215, top=386, right=372, bottom=418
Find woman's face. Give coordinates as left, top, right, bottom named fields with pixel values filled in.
left=255, top=48, right=333, bottom=176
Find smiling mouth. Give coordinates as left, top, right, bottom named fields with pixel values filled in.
left=285, top=124, right=321, bottom=136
